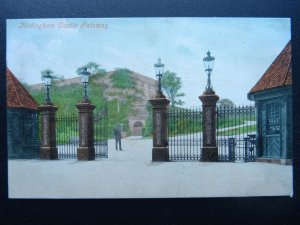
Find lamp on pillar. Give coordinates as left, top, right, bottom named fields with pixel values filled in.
left=39, top=70, right=58, bottom=159
left=203, top=51, right=215, bottom=91
left=199, top=50, right=219, bottom=162
left=149, top=58, right=170, bottom=161
left=42, top=71, right=53, bottom=104
left=154, top=58, right=165, bottom=98
left=79, top=67, right=91, bottom=102
left=76, top=67, right=96, bottom=160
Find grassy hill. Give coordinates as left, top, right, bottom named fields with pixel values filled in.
left=27, top=69, right=144, bottom=136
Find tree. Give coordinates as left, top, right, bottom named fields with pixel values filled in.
left=111, top=68, right=135, bottom=89
left=109, top=68, right=145, bottom=118
left=217, top=98, right=235, bottom=108
left=76, top=62, right=106, bottom=76
left=142, top=101, right=153, bottom=137
left=161, top=70, right=185, bottom=107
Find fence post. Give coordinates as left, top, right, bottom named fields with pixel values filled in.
left=149, top=93, right=170, bottom=161
left=244, top=137, right=249, bottom=162
left=38, top=103, right=58, bottom=159
left=199, top=90, right=219, bottom=161
left=228, top=138, right=235, bottom=162
left=248, top=134, right=256, bottom=161
left=76, top=100, right=96, bottom=160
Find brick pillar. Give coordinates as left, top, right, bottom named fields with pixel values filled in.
left=38, top=104, right=58, bottom=159
left=199, top=90, right=219, bottom=161
left=149, top=93, right=170, bottom=161
left=76, top=100, right=96, bottom=160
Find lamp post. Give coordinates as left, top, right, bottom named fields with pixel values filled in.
left=203, top=51, right=215, bottom=91
left=39, top=71, right=58, bottom=159
left=80, top=67, right=90, bottom=102
left=154, top=58, right=165, bottom=97
left=149, top=58, right=170, bottom=161
left=43, top=71, right=53, bottom=104
left=199, top=50, right=219, bottom=162
left=76, top=67, right=96, bottom=160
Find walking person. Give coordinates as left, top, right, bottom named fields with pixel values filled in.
left=114, top=124, right=123, bottom=151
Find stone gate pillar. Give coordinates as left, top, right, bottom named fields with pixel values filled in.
left=38, top=104, right=58, bottom=159
left=199, top=90, right=219, bottom=161
left=149, top=93, right=170, bottom=161
left=76, top=100, right=96, bottom=160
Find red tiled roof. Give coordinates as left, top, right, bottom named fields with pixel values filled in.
left=249, top=41, right=292, bottom=93
left=6, top=68, right=39, bottom=110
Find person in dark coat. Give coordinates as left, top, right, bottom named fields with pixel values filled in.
left=114, top=124, right=123, bottom=150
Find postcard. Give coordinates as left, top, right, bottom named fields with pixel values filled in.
left=6, top=17, right=293, bottom=198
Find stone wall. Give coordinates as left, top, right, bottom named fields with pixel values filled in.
left=30, top=76, right=82, bottom=90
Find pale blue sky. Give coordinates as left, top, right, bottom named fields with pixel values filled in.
left=7, top=18, right=291, bottom=107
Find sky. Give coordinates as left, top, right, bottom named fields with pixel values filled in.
left=6, top=18, right=291, bottom=107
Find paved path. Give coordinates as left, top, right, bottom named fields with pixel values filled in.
left=8, top=137, right=293, bottom=198
left=217, top=120, right=256, bottom=132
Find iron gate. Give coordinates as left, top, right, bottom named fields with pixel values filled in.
left=56, top=113, right=79, bottom=159
left=94, top=104, right=108, bottom=158
left=56, top=104, right=108, bottom=159
left=167, top=106, right=257, bottom=162
left=226, top=135, right=256, bottom=162
left=168, top=108, right=202, bottom=160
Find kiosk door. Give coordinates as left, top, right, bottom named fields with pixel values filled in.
left=264, top=103, right=281, bottom=157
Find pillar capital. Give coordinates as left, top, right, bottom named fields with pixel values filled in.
left=149, top=97, right=170, bottom=109
left=38, top=103, right=58, bottom=113
left=76, top=101, right=96, bottom=111
left=199, top=90, right=219, bottom=105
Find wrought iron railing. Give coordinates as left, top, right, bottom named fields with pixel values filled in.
left=216, top=106, right=257, bottom=162
left=167, top=105, right=257, bottom=162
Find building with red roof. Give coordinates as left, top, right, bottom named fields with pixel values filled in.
left=7, top=68, right=39, bottom=110
left=248, top=41, right=292, bottom=164
left=7, top=68, right=40, bottom=159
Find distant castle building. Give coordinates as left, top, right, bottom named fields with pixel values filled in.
left=128, top=72, right=157, bottom=135
left=102, top=71, right=157, bottom=136
left=30, top=70, right=158, bottom=136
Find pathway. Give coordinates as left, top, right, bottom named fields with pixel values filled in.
left=8, top=137, right=293, bottom=198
